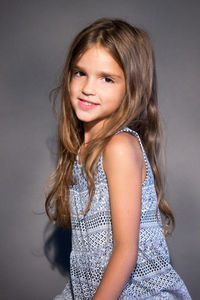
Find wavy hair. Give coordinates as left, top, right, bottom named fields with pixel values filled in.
left=45, top=18, right=175, bottom=234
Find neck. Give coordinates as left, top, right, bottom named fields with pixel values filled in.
left=83, top=119, right=106, bottom=143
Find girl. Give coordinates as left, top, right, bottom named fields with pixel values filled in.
left=46, top=18, right=191, bottom=299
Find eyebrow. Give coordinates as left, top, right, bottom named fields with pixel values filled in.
left=73, top=64, right=123, bottom=79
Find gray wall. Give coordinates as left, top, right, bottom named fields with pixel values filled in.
left=1, top=1, right=199, bottom=299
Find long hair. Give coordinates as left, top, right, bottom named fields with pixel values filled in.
left=45, top=18, right=175, bottom=234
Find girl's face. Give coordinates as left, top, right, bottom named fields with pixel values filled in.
left=70, top=44, right=126, bottom=134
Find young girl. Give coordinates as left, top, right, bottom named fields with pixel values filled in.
left=46, top=18, right=191, bottom=300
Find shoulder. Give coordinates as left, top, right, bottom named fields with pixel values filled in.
left=103, top=131, right=144, bottom=174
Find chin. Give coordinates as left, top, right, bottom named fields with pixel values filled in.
left=74, top=111, right=93, bottom=121
left=75, top=114, right=93, bottom=123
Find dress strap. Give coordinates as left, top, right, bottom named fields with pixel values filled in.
left=114, top=126, right=150, bottom=186
left=114, top=127, right=146, bottom=158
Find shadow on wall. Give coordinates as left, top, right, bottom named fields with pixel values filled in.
left=44, top=129, right=73, bottom=276
left=43, top=222, right=71, bottom=276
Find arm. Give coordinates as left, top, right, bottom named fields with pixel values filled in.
left=92, top=132, right=145, bottom=300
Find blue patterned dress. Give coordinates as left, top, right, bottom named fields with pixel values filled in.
left=54, top=127, right=191, bottom=300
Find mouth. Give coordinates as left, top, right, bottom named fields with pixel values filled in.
left=78, top=98, right=99, bottom=106
left=78, top=98, right=99, bottom=110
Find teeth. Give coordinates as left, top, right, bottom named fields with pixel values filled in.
left=82, top=100, right=95, bottom=105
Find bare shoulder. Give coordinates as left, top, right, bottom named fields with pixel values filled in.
left=103, top=131, right=144, bottom=174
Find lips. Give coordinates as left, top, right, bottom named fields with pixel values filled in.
left=78, top=98, right=99, bottom=105
left=78, top=98, right=99, bottom=110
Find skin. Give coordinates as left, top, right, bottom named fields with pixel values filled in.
left=70, top=43, right=126, bottom=145
left=70, top=44, right=146, bottom=299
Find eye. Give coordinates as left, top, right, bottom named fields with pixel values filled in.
left=74, top=70, right=85, bottom=77
left=103, top=77, right=114, bottom=83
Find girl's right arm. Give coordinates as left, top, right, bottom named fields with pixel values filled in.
left=92, top=132, right=145, bottom=300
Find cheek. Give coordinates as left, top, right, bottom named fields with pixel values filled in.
left=105, top=87, right=124, bottom=103
left=101, top=86, right=118, bottom=98
left=69, top=81, right=77, bottom=98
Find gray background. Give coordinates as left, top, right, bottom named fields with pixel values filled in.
left=1, top=0, right=199, bottom=299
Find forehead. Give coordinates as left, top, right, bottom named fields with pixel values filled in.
left=74, top=44, right=124, bottom=75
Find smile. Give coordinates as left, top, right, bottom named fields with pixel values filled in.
left=78, top=98, right=99, bottom=110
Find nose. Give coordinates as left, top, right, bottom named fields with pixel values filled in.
left=81, top=77, right=96, bottom=96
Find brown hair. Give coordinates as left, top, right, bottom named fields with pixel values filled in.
left=45, top=18, right=175, bottom=234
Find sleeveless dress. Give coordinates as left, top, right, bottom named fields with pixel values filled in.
left=54, top=127, right=191, bottom=300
